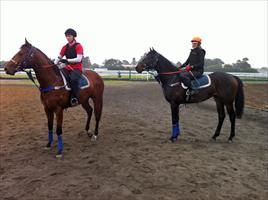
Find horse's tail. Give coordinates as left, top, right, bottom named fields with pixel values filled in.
left=234, top=76, right=244, bottom=119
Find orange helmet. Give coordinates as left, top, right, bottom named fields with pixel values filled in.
left=191, top=36, right=202, bottom=43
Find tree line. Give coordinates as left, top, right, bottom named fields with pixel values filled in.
left=0, top=57, right=263, bottom=73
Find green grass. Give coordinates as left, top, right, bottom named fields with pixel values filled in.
left=104, top=80, right=139, bottom=85
left=1, top=74, right=267, bottom=86
left=0, top=74, right=30, bottom=79
left=0, top=80, right=35, bottom=85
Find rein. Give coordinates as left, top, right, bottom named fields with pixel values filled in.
left=10, top=46, right=65, bottom=92
left=142, top=53, right=185, bottom=86
left=158, top=69, right=184, bottom=75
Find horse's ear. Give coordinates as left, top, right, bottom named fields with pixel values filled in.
left=25, top=38, right=31, bottom=46
left=149, top=47, right=152, bottom=52
left=152, top=47, right=155, bottom=52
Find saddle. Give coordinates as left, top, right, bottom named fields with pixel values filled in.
left=60, top=71, right=90, bottom=91
left=181, top=74, right=211, bottom=90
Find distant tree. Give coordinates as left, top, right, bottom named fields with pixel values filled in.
left=0, top=61, right=7, bottom=68
left=176, top=61, right=182, bottom=67
left=233, top=57, right=252, bottom=71
left=131, top=58, right=137, bottom=66
left=242, top=57, right=248, bottom=62
left=122, top=60, right=130, bottom=65
left=204, top=58, right=224, bottom=67
left=223, top=64, right=233, bottom=71
left=92, top=63, right=100, bottom=68
left=82, top=56, right=91, bottom=69
left=205, top=57, right=258, bottom=73
left=103, top=58, right=125, bottom=70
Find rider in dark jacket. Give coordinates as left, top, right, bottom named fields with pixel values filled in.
left=179, top=36, right=206, bottom=95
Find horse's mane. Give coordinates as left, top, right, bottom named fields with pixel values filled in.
left=153, top=50, right=178, bottom=69
left=21, top=44, right=61, bottom=76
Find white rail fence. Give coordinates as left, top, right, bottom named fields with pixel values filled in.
left=0, top=68, right=267, bottom=80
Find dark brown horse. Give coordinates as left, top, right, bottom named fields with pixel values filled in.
left=4, top=39, right=104, bottom=157
left=136, top=49, right=244, bottom=142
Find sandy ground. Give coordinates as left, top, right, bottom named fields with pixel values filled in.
left=0, top=82, right=267, bottom=200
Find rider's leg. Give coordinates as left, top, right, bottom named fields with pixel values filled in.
left=188, top=71, right=202, bottom=95
left=70, top=69, right=82, bottom=105
left=179, top=72, right=191, bottom=88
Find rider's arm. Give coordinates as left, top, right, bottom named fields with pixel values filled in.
left=67, top=54, right=83, bottom=63
left=181, top=54, right=190, bottom=68
left=54, top=45, right=66, bottom=64
left=54, top=55, right=63, bottom=64
left=192, top=49, right=205, bottom=69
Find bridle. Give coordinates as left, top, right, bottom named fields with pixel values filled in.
left=141, top=52, right=183, bottom=75
left=10, top=45, right=35, bottom=72
left=9, top=45, right=63, bottom=92
left=142, top=53, right=159, bottom=72
left=140, top=52, right=184, bottom=86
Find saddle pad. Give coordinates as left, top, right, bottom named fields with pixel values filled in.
left=60, top=71, right=90, bottom=91
left=181, top=74, right=211, bottom=89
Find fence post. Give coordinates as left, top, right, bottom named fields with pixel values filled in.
left=129, top=69, right=132, bottom=80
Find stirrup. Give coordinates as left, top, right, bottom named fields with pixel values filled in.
left=186, top=88, right=198, bottom=96
left=186, top=89, right=191, bottom=96
left=70, top=98, right=78, bottom=106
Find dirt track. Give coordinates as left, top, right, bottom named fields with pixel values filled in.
left=0, top=82, right=267, bottom=200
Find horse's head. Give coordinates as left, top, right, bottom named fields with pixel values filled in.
left=4, top=39, right=35, bottom=75
left=136, top=48, right=159, bottom=73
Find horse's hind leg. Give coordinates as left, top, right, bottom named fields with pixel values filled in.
left=226, top=103, right=236, bottom=142
left=92, top=96, right=103, bottom=140
left=212, top=98, right=225, bottom=140
left=45, top=108, right=54, bottom=148
left=82, top=101, right=93, bottom=135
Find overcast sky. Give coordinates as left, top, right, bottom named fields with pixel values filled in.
left=1, top=0, right=267, bottom=68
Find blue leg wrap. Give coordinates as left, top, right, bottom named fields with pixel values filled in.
left=172, top=123, right=180, bottom=138
left=48, top=130, right=53, bottom=144
left=57, top=135, right=63, bottom=153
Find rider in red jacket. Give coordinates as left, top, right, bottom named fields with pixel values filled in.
left=54, top=28, right=84, bottom=106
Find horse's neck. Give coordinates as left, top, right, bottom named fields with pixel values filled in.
left=32, top=56, right=60, bottom=88
left=157, top=56, right=178, bottom=85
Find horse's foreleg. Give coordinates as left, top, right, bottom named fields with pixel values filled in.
left=45, top=108, right=54, bottom=148
left=226, top=103, right=236, bottom=142
left=212, top=99, right=225, bottom=140
left=82, top=102, right=93, bottom=135
left=92, top=96, right=103, bottom=140
left=170, top=103, right=180, bottom=142
left=55, top=108, right=64, bottom=157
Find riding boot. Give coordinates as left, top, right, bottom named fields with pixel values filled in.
left=70, top=83, right=79, bottom=106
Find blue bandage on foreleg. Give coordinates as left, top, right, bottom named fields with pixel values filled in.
left=172, top=123, right=180, bottom=138
left=48, top=130, right=53, bottom=144
left=57, top=135, right=63, bottom=152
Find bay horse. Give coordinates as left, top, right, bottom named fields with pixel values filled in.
left=136, top=48, right=244, bottom=142
left=4, top=39, right=104, bottom=157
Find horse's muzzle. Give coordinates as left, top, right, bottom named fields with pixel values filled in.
left=4, top=66, right=16, bottom=75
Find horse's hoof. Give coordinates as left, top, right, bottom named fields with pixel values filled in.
left=169, top=137, right=177, bottom=143
left=44, top=143, right=52, bottom=150
left=91, top=135, right=98, bottom=141
left=211, top=137, right=217, bottom=142
left=56, top=153, right=62, bottom=158
left=87, top=130, right=93, bottom=137
left=228, top=139, right=233, bottom=143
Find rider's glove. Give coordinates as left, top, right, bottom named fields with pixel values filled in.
left=186, top=65, right=193, bottom=71
left=60, top=59, right=68, bottom=64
